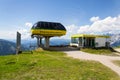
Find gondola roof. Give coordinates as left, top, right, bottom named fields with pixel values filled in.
left=31, top=21, right=66, bottom=31
left=31, top=21, right=66, bottom=37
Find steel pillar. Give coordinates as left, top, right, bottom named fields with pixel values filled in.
left=40, top=37, right=42, bottom=47
left=37, top=37, right=40, bottom=48
left=45, top=37, right=50, bottom=48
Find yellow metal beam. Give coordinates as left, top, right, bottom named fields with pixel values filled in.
left=71, top=34, right=110, bottom=38
left=31, top=29, right=66, bottom=36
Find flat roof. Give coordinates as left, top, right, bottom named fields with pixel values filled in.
left=71, top=34, right=110, bottom=38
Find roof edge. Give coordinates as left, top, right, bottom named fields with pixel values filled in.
left=71, top=34, right=110, bottom=38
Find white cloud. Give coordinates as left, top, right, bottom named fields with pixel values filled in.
left=62, top=15, right=120, bottom=39
left=1, top=16, right=120, bottom=40
left=15, top=23, right=32, bottom=39
left=25, top=22, right=33, bottom=28
left=78, top=15, right=120, bottom=34
left=90, top=16, right=100, bottom=22
left=77, top=25, right=90, bottom=33
left=15, top=22, right=33, bottom=39
left=0, top=28, right=31, bottom=40
left=60, top=24, right=79, bottom=39
left=0, top=30, right=16, bottom=40
left=66, top=24, right=79, bottom=34
left=17, top=28, right=31, bottom=39
left=0, top=22, right=33, bottom=40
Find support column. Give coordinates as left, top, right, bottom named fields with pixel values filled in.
left=40, top=37, right=42, bottom=47
left=82, top=37, right=84, bottom=48
left=37, top=37, right=40, bottom=48
left=78, top=38, right=80, bottom=47
left=45, top=37, right=50, bottom=48
left=84, top=38, right=86, bottom=47
left=90, top=39, right=92, bottom=47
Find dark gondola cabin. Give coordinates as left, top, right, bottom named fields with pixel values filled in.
left=31, top=21, right=66, bottom=37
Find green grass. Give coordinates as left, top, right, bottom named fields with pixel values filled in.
left=0, top=50, right=119, bottom=80
left=81, top=48, right=114, bottom=55
left=113, top=60, right=120, bottom=67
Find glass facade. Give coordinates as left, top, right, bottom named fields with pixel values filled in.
left=71, top=38, right=79, bottom=43
left=71, top=37, right=95, bottom=47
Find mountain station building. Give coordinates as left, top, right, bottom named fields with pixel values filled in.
left=70, top=34, right=110, bottom=48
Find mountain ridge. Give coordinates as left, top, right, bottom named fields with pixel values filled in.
left=0, top=39, right=16, bottom=55
left=1, top=34, right=120, bottom=56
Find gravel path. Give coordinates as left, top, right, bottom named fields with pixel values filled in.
left=64, top=51, right=120, bottom=76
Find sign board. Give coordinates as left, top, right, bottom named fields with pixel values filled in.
left=16, top=32, right=21, bottom=54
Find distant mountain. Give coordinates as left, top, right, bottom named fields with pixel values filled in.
left=0, top=38, right=70, bottom=55
left=21, top=39, right=70, bottom=49
left=2, top=34, right=120, bottom=55
left=98, top=33, right=120, bottom=47
left=0, top=39, right=16, bottom=55
left=19, top=34, right=120, bottom=48
left=0, top=39, right=29, bottom=55
left=50, top=39, right=70, bottom=46
left=110, top=34, right=120, bottom=47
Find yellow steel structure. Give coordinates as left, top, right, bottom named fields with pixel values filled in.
left=71, top=34, right=110, bottom=38
left=31, top=29, right=66, bottom=36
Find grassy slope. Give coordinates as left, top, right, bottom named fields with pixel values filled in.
left=113, top=60, right=120, bottom=67
left=81, top=48, right=113, bottom=55
left=0, top=51, right=119, bottom=80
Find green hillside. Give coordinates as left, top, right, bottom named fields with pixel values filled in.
left=0, top=50, right=119, bottom=80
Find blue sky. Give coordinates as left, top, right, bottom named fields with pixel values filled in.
left=0, top=0, right=120, bottom=39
